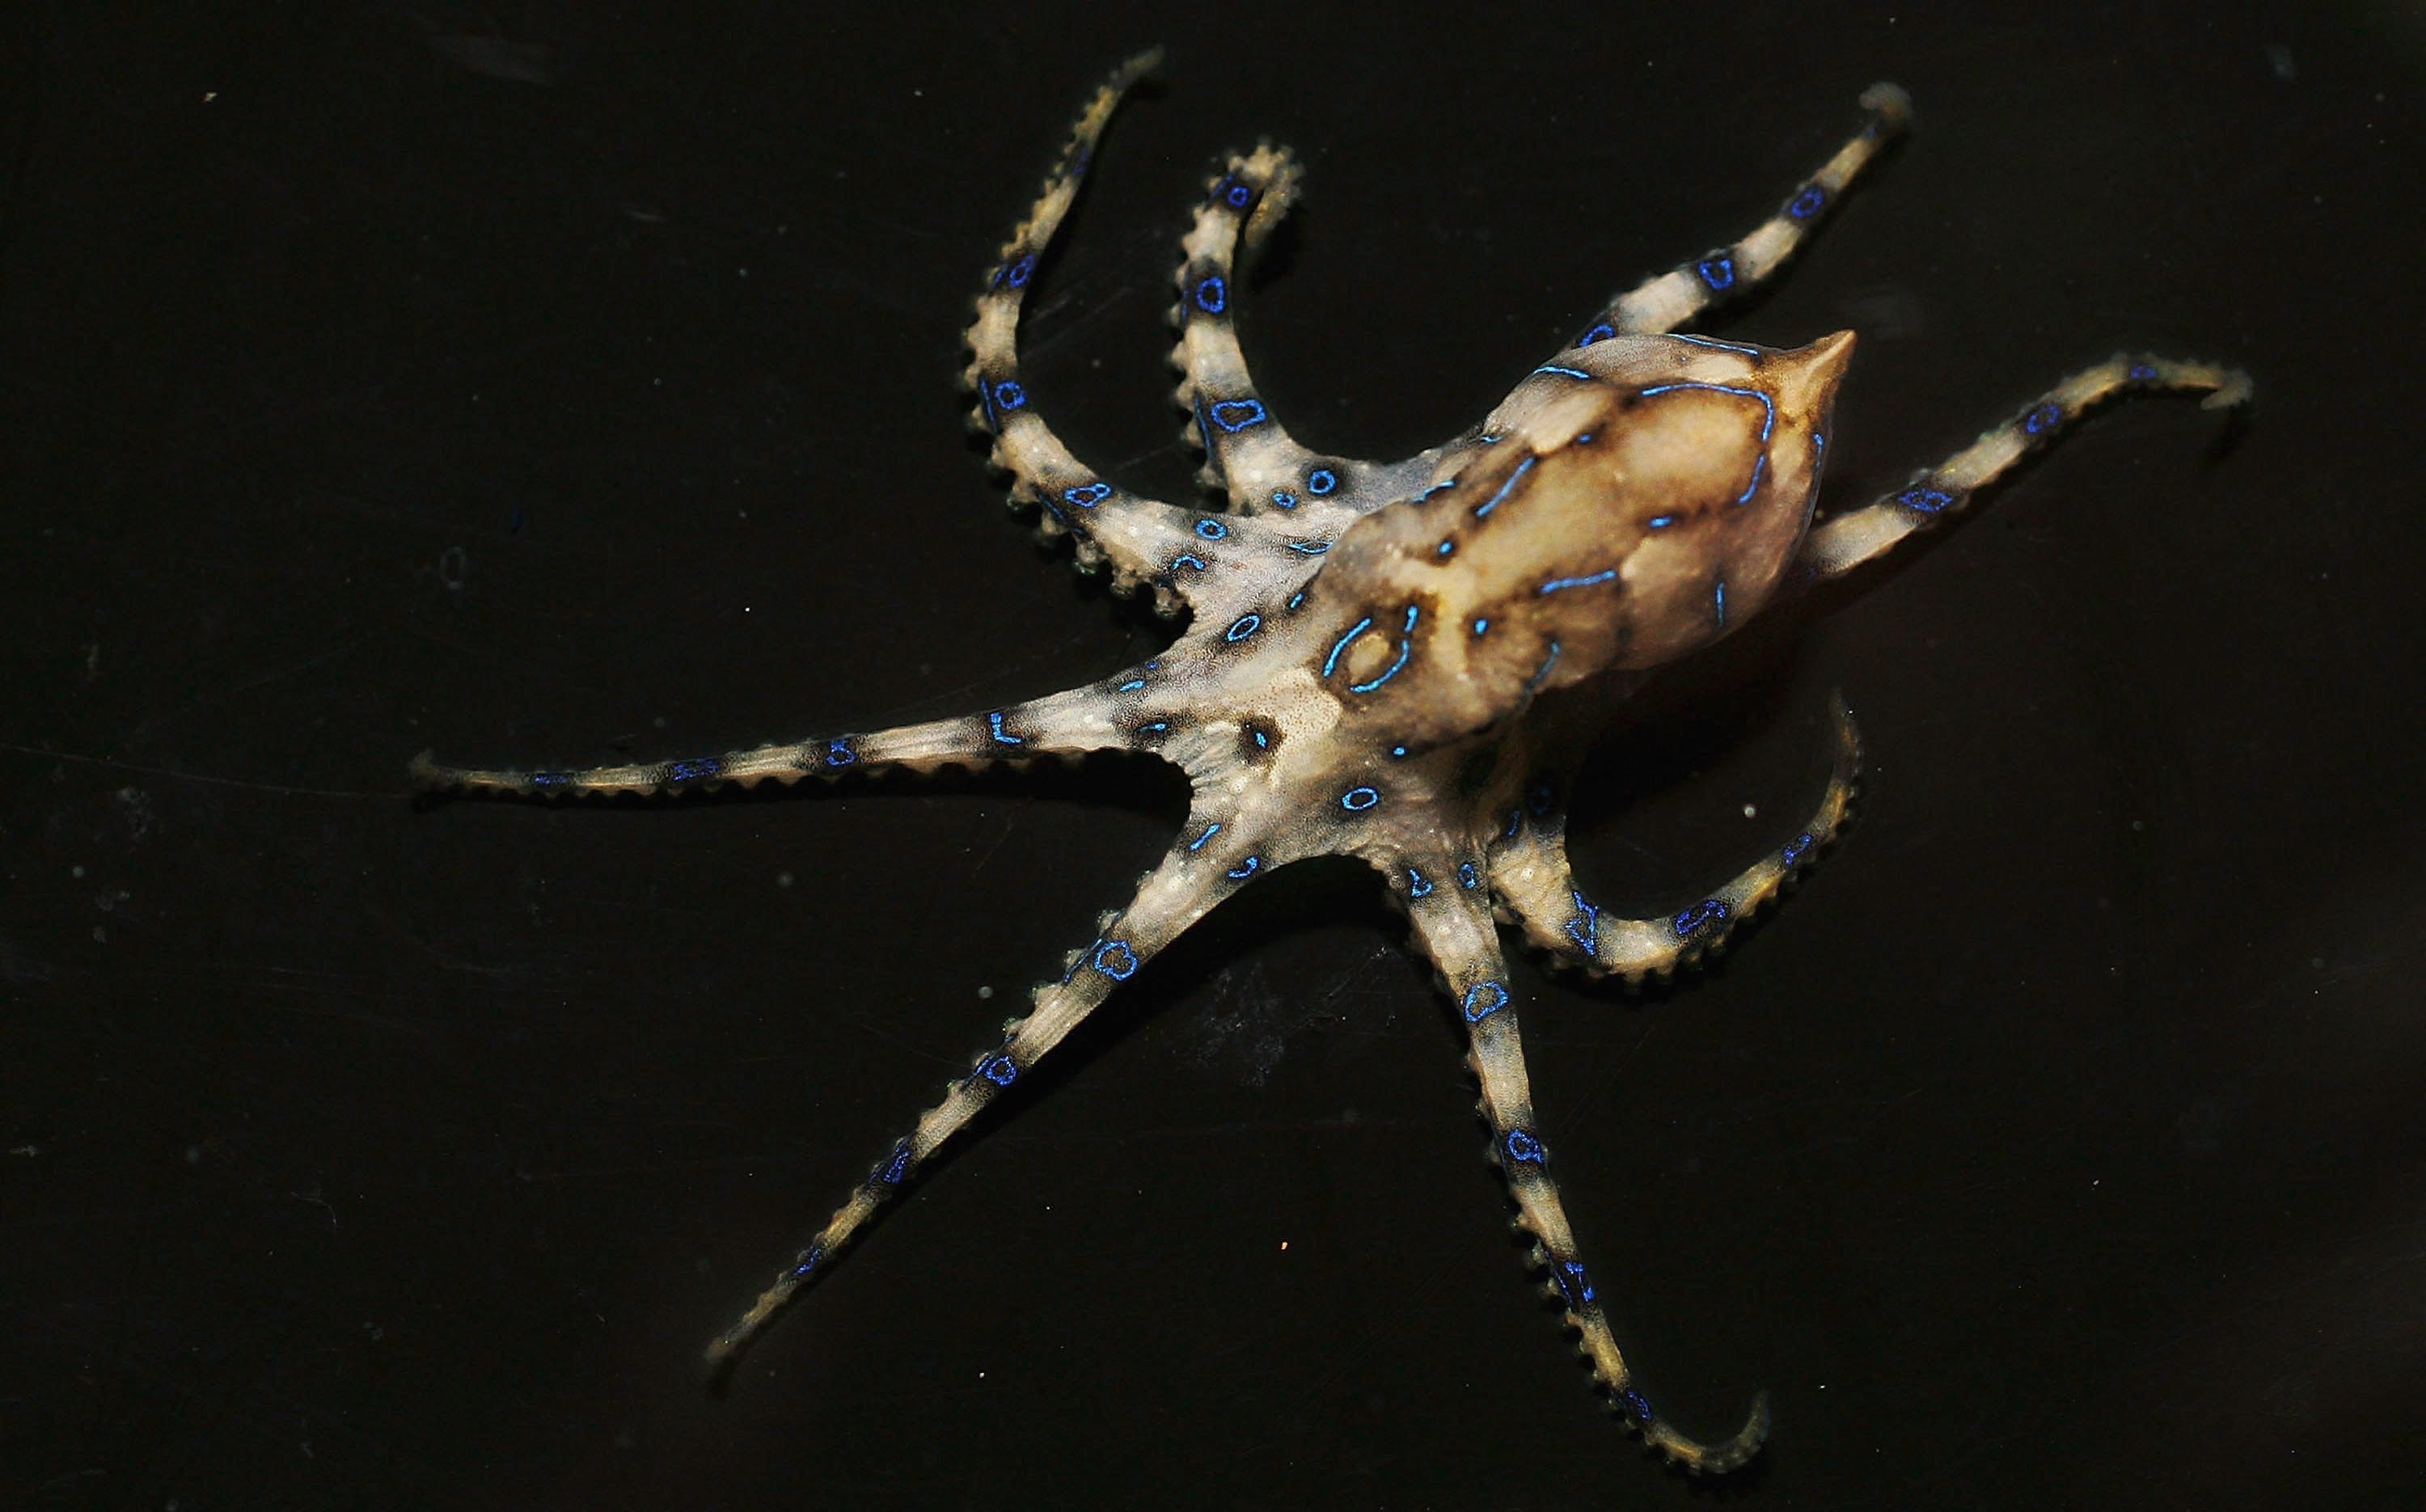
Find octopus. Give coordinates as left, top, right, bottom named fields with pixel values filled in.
left=413, top=50, right=2249, bottom=1476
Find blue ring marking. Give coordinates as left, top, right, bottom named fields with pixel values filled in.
left=1249, top=726, right=1271, bottom=750
left=1286, top=538, right=1330, bottom=555
left=2023, top=401, right=2063, bottom=435
left=1269, top=490, right=1298, bottom=509
left=1347, top=636, right=1412, bottom=693
left=790, top=1244, right=826, bottom=1280
left=1471, top=617, right=1490, bottom=636
left=1187, top=821, right=1224, bottom=853
left=1415, top=478, right=1459, bottom=501
left=1735, top=450, right=1768, bottom=504
left=877, top=1140, right=913, bottom=1185
left=1696, top=251, right=1736, bottom=290
left=1225, top=180, right=1253, bottom=209
left=1402, top=606, right=1420, bottom=633
left=668, top=758, right=722, bottom=783
left=1093, top=940, right=1140, bottom=980
left=1115, top=676, right=1148, bottom=693
left=1788, top=184, right=1827, bottom=220
left=1340, top=786, right=1380, bottom=813
left=1671, top=332, right=1766, bottom=357
left=1672, top=897, right=1731, bottom=937
left=1224, top=614, right=1262, bottom=643
left=1064, top=482, right=1112, bottom=509
left=1408, top=867, right=1434, bottom=898
left=1461, top=981, right=1510, bottom=1022
left=1538, top=568, right=1617, bottom=594
left=1524, top=640, right=1562, bottom=691
left=824, top=737, right=859, bottom=767
left=1458, top=861, right=1481, bottom=889
left=980, top=1054, right=1018, bottom=1088
left=1646, top=513, right=1676, bottom=530
left=1061, top=938, right=1098, bottom=984
left=1307, top=467, right=1338, bottom=494
left=530, top=771, right=573, bottom=788
left=1782, top=830, right=1815, bottom=864
left=1435, top=539, right=1455, bottom=557
left=1478, top=433, right=1502, bottom=444
left=1388, top=743, right=1408, bottom=759
left=1473, top=455, right=1536, bottom=517
left=1532, top=364, right=1591, bottom=380
left=1578, top=321, right=1616, bottom=346
left=1504, top=808, right=1523, bottom=839
left=1226, top=855, right=1262, bottom=880
left=1564, top=890, right=1601, bottom=953
left=1194, top=517, right=1229, bottom=540
left=1895, top=483, right=1955, bottom=513
left=1574, top=431, right=1595, bottom=445
left=1209, top=399, right=1266, bottom=433
left=1135, top=720, right=1170, bottom=735
left=1194, top=274, right=1228, bottom=314
left=2128, top=361, right=2158, bottom=381
left=1503, top=1128, right=1548, bottom=1164
left=1322, top=617, right=1373, bottom=677
left=987, top=712, right=1022, bottom=745
left=1713, top=579, right=1728, bottom=629
left=1286, top=591, right=1305, bottom=611
left=1639, top=380, right=1777, bottom=441
left=992, top=380, right=1026, bottom=412
left=1005, top=252, right=1037, bottom=288
left=1171, top=553, right=1208, bottom=572
left=1553, top=1259, right=1597, bottom=1307
left=1621, top=1388, right=1656, bottom=1424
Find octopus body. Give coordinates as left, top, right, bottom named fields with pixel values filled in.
left=416, top=51, right=2248, bottom=1476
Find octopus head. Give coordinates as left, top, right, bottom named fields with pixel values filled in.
left=1316, top=329, right=1854, bottom=743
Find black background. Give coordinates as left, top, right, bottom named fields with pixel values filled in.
left=6, top=4, right=2422, bottom=1509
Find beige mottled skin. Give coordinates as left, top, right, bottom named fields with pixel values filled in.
left=414, top=52, right=2247, bottom=1478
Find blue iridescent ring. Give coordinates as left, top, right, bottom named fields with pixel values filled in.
left=1461, top=981, right=1510, bottom=1022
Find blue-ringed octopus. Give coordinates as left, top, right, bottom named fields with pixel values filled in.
left=414, top=49, right=2249, bottom=1476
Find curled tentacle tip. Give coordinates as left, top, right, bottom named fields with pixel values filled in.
left=2202, top=369, right=2255, bottom=410
left=1644, top=1389, right=1770, bottom=1475
left=1858, top=82, right=1913, bottom=127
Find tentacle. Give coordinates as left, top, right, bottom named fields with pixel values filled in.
left=1587, top=82, right=1910, bottom=340
left=1169, top=146, right=1435, bottom=527
left=1490, top=700, right=1860, bottom=982
left=960, top=49, right=1215, bottom=609
left=707, top=813, right=1274, bottom=1371
left=410, top=672, right=1152, bottom=799
left=1401, top=868, right=1768, bottom=1473
left=1801, top=352, right=2251, bottom=580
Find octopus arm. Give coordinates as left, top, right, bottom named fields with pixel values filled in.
left=1169, top=143, right=1436, bottom=527
left=409, top=677, right=1162, bottom=800
left=707, top=807, right=1283, bottom=1371
left=1803, top=351, right=2251, bottom=580
left=958, top=49, right=1218, bottom=610
left=1589, top=82, right=1911, bottom=340
left=1490, top=700, right=1861, bottom=982
left=1400, top=866, right=1769, bottom=1473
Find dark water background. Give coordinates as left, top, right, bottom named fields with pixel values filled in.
left=6, top=4, right=2421, bottom=1507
